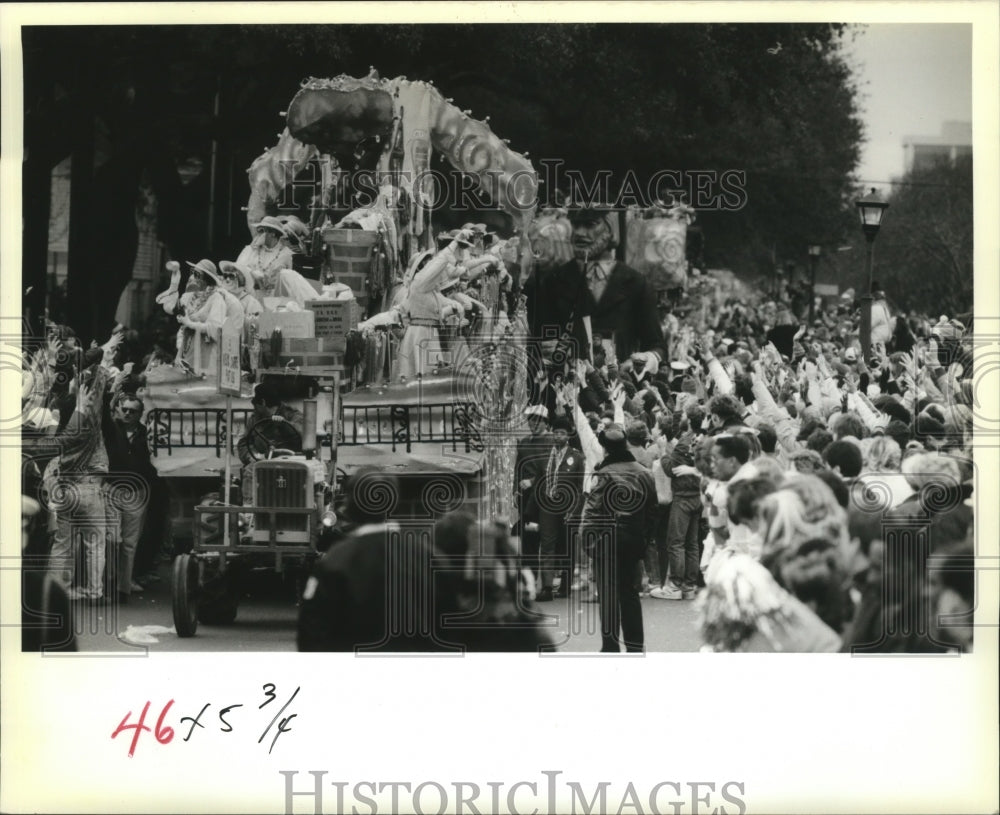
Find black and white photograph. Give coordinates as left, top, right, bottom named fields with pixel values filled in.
left=2, top=3, right=998, bottom=813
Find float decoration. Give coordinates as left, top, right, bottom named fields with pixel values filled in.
left=247, top=72, right=539, bottom=260
left=625, top=200, right=696, bottom=292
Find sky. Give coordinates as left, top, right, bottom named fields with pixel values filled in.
left=844, top=23, right=973, bottom=196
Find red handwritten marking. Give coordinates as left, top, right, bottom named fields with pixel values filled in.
left=155, top=700, right=176, bottom=745
left=111, top=700, right=175, bottom=757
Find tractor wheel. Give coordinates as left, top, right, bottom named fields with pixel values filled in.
left=172, top=554, right=199, bottom=637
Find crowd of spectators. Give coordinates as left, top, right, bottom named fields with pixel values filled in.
left=21, top=322, right=167, bottom=625
left=516, top=268, right=976, bottom=653
left=20, top=206, right=977, bottom=655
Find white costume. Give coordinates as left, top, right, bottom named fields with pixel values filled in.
left=393, top=247, right=464, bottom=380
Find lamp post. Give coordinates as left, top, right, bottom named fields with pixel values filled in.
left=854, top=188, right=889, bottom=364
left=807, top=244, right=822, bottom=323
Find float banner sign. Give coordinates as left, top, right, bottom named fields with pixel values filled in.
left=219, top=321, right=242, bottom=396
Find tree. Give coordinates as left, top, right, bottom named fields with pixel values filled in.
left=873, top=156, right=973, bottom=315
left=22, top=23, right=865, bottom=338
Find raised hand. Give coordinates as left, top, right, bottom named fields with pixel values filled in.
left=77, top=379, right=93, bottom=406
left=610, top=382, right=626, bottom=408
left=165, top=260, right=181, bottom=292
left=46, top=333, right=63, bottom=360
left=561, top=380, right=580, bottom=408
left=100, top=332, right=123, bottom=367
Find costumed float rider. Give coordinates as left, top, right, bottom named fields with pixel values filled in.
left=156, top=259, right=230, bottom=376
left=218, top=260, right=263, bottom=373
left=237, top=215, right=294, bottom=300
left=357, top=226, right=492, bottom=381
left=237, top=215, right=319, bottom=309
left=455, top=223, right=514, bottom=339
left=279, top=215, right=312, bottom=257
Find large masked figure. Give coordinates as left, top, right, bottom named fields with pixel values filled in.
left=525, top=206, right=664, bottom=370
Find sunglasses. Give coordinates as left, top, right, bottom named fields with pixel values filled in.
left=219, top=272, right=238, bottom=281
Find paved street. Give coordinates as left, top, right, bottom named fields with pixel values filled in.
left=72, top=561, right=704, bottom=654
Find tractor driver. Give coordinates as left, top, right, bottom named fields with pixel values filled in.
left=237, top=382, right=305, bottom=508
left=238, top=382, right=304, bottom=465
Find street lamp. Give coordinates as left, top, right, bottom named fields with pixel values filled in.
left=854, top=188, right=889, bottom=363
left=807, top=244, right=822, bottom=323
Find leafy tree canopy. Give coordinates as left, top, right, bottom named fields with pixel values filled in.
left=23, top=23, right=866, bottom=334
left=873, top=155, right=973, bottom=315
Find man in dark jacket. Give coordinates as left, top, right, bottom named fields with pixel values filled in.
left=582, top=423, right=657, bottom=652
left=514, top=404, right=552, bottom=577
left=535, top=414, right=586, bottom=600
left=104, top=392, right=161, bottom=598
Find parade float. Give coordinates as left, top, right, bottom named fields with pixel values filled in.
left=143, top=72, right=711, bottom=635
left=625, top=198, right=696, bottom=298
left=144, top=73, right=539, bottom=593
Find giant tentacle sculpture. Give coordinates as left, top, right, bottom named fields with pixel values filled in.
left=246, top=73, right=538, bottom=236
left=247, top=129, right=320, bottom=229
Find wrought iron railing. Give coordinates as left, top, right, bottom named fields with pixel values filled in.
left=148, top=408, right=254, bottom=457
left=148, top=404, right=483, bottom=457
left=340, top=403, right=484, bottom=453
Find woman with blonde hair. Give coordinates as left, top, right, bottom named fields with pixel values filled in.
left=859, top=435, right=901, bottom=473
left=756, top=475, right=853, bottom=633
left=854, top=435, right=912, bottom=511
left=758, top=474, right=850, bottom=557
